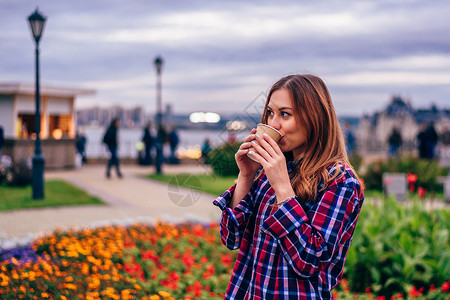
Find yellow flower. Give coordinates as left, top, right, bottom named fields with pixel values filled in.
left=41, top=292, right=50, bottom=298
left=158, top=291, right=171, bottom=298
left=149, top=296, right=161, bottom=300
left=88, top=277, right=101, bottom=289
left=0, top=277, right=9, bottom=287
left=63, top=283, right=77, bottom=291
left=12, top=271, right=19, bottom=280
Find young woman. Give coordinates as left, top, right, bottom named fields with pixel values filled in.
left=213, top=74, right=364, bottom=299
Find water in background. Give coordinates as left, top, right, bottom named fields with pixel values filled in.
left=81, top=126, right=249, bottom=159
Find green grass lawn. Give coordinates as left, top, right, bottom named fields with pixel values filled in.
left=0, top=180, right=104, bottom=211
left=146, top=173, right=237, bottom=196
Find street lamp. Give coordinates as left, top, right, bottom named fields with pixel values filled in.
left=154, top=56, right=164, bottom=174
left=27, top=8, right=47, bottom=199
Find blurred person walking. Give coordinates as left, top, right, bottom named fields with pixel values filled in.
left=388, top=127, right=402, bottom=157
left=201, top=138, right=212, bottom=164
left=0, top=125, right=4, bottom=157
left=102, top=118, right=122, bottom=178
left=168, top=125, right=179, bottom=164
left=76, top=130, right=87, bottom=165
left=142, top=122, right=154, bottom=165
left=417, top=122, right=439, bottom=159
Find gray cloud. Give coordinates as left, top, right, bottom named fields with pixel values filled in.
left=1, top=0, right=449, bottom=116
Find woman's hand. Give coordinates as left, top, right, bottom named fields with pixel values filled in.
left=248, top=133, right=295, bottom=200
left=235, top=128, right=261, bottom=178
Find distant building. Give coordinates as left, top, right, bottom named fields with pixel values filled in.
left=356, top=95, right=450, bottom=155
left=0, top=82, right=94, bottom=139
left=0, top=82, right=94, bottom=168
left=76, top=105, right=146, bottom=128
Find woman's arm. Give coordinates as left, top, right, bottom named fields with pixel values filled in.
left=261, top=167, right=364, bottom=278
left=213, top=178, right=258, bottom=250
left=229, top=173, right=254, bottom=209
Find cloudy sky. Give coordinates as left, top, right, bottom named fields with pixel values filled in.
left=1, top=0, right=449, bottom=116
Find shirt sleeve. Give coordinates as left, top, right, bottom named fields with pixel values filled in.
left=213, top=181, right=256, bottom=250
left=261, top=174, right=363, bottom=278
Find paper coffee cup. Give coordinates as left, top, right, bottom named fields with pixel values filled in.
left=247, top=123, right=282, bottom=163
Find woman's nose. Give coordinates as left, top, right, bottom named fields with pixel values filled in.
left=268, top=118, right=281, bottom=131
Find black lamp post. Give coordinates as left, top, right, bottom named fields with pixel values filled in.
left=27, top=8, right=46, bottom=200
left=154, top=56, right=164, bottom=174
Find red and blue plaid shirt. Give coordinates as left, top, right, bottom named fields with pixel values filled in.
left=213, top=162, right=364, bottom=299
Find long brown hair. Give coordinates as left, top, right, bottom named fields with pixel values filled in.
left=260, top=74, right=362, bottom=202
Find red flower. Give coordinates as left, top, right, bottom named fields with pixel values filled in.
left=220, top=253, right=234, bottom=268
left=442, top=281, right=450, bottom=293
left=168, top=271, right=180, bottom=282
left=202, top=264, right=216, bottom=279
left=187, top=281, right=203, bottom=297
left=418, top=187, right=427, bottom=198
left=141, top=249, right=159, bottom=263
left=182, top=249, right=195, bottom=267
left=375, top=296, right=386, bottom=300
left=407, top=173, right=418, bottom=192
left=340, top=279, right=350, bottom=292
left=407, top=173, right=418, bottom=184
left=124, top=262, right=145, bottom=280
left=123, top=241, right=136, bottom=248
left=161, top=279, right=178, bottom=290
left=408, top=286, right=422, bottom=297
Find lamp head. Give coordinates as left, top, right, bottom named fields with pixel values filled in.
left=27, top=8, right=47, bottom=44
left=154, top=56, right=164, bottom=75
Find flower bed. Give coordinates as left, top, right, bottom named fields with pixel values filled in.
left=0, top=221, right=449, bottom=299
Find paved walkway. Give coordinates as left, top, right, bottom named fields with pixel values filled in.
left=0, top=163, right=223, bottom=245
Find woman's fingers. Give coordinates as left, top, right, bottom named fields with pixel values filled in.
left=244, top=133, right=257, bottom=143
left=262, top=133, right=283, bottom=155
left=252, top=134, right=278, bottom=159
left=239, top=141, right=252, bottom=150
left=236, top=149, right=249, bottom=157
left=236, top=140, right=255, bottom=159
left=251, top=140, right=273, bottom=162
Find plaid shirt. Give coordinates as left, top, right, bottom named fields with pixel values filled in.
left=213, top=162, right=364, bottom=299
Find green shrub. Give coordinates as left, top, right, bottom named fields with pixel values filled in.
left=362, top=156, right=448, bottom=192
left=208, top=142, right=241, bottom=176
left=344, top=198, right=450, bottom=298
left=349, top=152, right=363, bottom=173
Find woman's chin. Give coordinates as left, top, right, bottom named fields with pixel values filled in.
left=278, top=143, right=289, bottom=153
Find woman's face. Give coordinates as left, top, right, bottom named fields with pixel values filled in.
left=266, top=88, right=306, bottom=157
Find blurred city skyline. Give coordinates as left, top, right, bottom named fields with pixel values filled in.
left=1, top=0, right=450, bottom=117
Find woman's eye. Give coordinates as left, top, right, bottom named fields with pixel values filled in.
left=267, top=110, right=274, bottom=116
left=281, top=111, right=290, bottom=117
